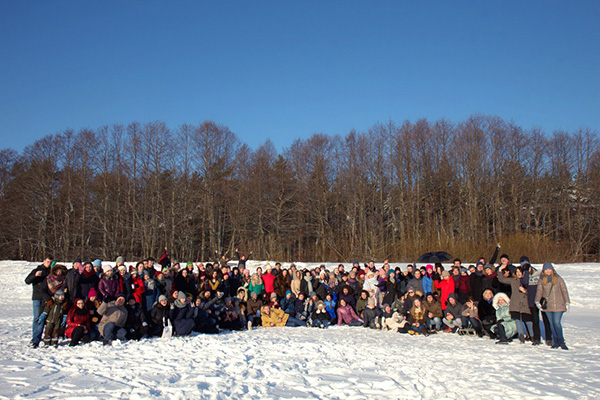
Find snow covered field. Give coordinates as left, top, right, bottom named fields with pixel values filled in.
left=1, top=260, right=599, bottom=400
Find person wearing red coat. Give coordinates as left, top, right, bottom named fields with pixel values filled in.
left=457, top=268, right=472, bottom=303
left=65, top=298, right=91, bottom=346
left=434, top=271, right=456, bottom=310
left=129, top=270, right=146, bottom=304
left=262, top=266, right=276, bottom=296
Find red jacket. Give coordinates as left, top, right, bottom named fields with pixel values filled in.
left=65, top=301, right=90, bottom=338
left=434, top=278, right=455, bottom=310
left=262, top=273, right=276, bottom=295
left=131, top=276, right=146, bottom=303
left=457, top=275, right=471, bottom=295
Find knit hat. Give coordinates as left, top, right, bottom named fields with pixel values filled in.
left=73, top=258, right=82, bottom=264
left=316, top=300, right=325, bottom=309
left=441, top=270, right=450, bottom=278
left=102, top=265, right=113, bottom=274
left=460, top=267, right=468, bottom=274
left=118, top=264, right=127, bottom=271
left=116, top=293, right=126, bottom=301
left=542, top=262, right=555, bottom=272
left=127, top=294, right=136, bottom=303
left=309, top=291, right=317, bottom=298
left=519, top=256, right=531, bottom=267
left=426, top=264, right=433, bottom=270
left=158, top=295, right=167, bottom=302
left=500, top=253, right=509, bottom=261
left=476, top=261, right=484, bottom=267
left=270, top=292, right=278, bottom=299
left=93, top=259, right=102, bottom=268
left=54, top=289, right=65, bottom=299
left=483, top=264, right=494, bottom=271
left=87, top=287, right=98, bottom=299
left=115, top=256, right=125, bottom=264
left=285, top=290, right=292, bottom=297
left=177, top=291, right=187, bottom=301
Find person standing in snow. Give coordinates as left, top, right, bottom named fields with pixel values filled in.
left=25, top=256, right=53, bottom=347
left=535, top=262, right=570, bottom=350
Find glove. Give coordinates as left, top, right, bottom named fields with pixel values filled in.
left=565, top=303, right=570, bottom=312
left=535, top=302, right=542, bottom=310
left=142, top=322, right=148, bottom=327
left=61, top=315, right=67, bottom=328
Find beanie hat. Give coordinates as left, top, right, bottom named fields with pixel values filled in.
left=542, top=262, right=555, bottom=272
left=87, top=287, right=98, bottom=299
left=177, top=291, right=187, bottom=300
left=158, top=295, right=167, bottom=302
left=54, top=289, right=65, bottom=299
left=441, top=270, right=450, bottom=278
left=118, top=264, right=127, bottom=271
left=115, top=256, right=125, bottom=264
left=285, top=290, right=292, bottom=297
left=73, top=258, right=82, bottom=264
left=92, top=259, right=102, bottom=268
left=476, top=261, right=484, bottom=267
left=102, top=265, right=112, bottom=274
left=460, top=267, right=468, bottom=274
left=519, top=256, right=531, bottom=266
left=426, top=264, right=433, bottom=270
left=309, top=291, right=317, bottom=298
left=116, top=293, right=126, bottom=301
left=500, top=253, right=509, bottom=260
left=127, top=294, right=136, bottom=303
left=483, top=264, right=494, bottom=271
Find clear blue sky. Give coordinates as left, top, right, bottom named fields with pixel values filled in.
left=1, top=1, right=599, bottom=152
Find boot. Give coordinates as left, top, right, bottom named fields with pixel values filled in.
left=519, top=334, right=525, bottom=344
left=51, top=339, right=59, bottom=348
left=44, top=339, right=52, bottom=348
left=560, top=343, right=569, bottom=350
left=545, top=339, right=552, bottom=346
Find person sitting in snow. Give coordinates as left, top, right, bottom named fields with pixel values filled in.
left=125, top=295, right=148, bottom=340
left=65, top=298, right=91, bottom=347
left=98, top=293, right=128, bottom=345
left=408, top=296, right=429, bottom=335
left=310, top=300, right=331, bottom=328
left=491, top=292, right=517, bottom=344
left=170, top=291, right=196, bottom=336
left=362, top=297, right=381, bottom=329
left=442, top=293, right=463, bottom=332
left=381, top=303, right=410, bottom=333
left=261, top=305, right=306, bottom=327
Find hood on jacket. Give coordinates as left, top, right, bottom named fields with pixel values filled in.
left=492, top=292, right=511, bottom=310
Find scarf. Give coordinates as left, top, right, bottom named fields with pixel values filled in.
left=47, top=274, right=66, bottom=295
left=304, top=276, right=314, bottom=294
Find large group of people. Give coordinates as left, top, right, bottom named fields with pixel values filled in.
left=25, top=246, right=571, bottom=350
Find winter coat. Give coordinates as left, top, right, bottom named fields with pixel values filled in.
left=409, top=305, right=426, bottom=324
left=324, top=299, right=336, bottom=319
left=98, top=275, right=120, bottom=301
left=337, top=304, right=362, bottom=325
left=150, top=302, right=169, bottom=328
left=290, top=278, right=301, bottom=297
left=274, top=274, right=291, bottom=299
left=77, top=269, right=99, bottom=299
left=65, top=268, right=81, bottom=303
left=422, top=275, right=434, bottom=295
left=294, top=298, right=307, bottom=316
left=261, top=308, right=289, bottom=327
left=492, top=303, right=517, bottom=339
left=25, top=264, right=51, bottom=301
left=262, top=273, right=276, bottom=295
left=98, top=300, right=128, bottom=336
left=444, top=294, right=462, bottom=320
left=170, top=302, right=195, bottom=332
left=477, top=297, right=496, bottom=325
left=457, top=275, right=471, bottom=296
left=497, top=275, right=530, bottom=314
left=248, top=282, right=265, bottom=297
left=481, top=272, right=499, bottom=294
left=382, top=310, right=408, bottom=331
left=280, top=296, right=296, bottom=315
left=356, top=296, right=369, bottom=318
left=247, top=297, right=264, bottom=316
left=311, top=307, right=331, bottom=322
left=43, top=298, right=68, bottom=327
left=65, top=303, right=90, bottom=338
left=423, top=299, right=443, bottom=319
left=125, top=303, right=147, bottom=330
left=461, top=303, right=480, bottom=320
left=407, top=277, right=423, bottom=293
left=470, top=272, right=484, bottom=300
left=143, top=279, right=160, bottom=312
left=338, top=291, right=356, bottom=311
left=130, top=276, right=146, bottom=304
left=434, top=278, right=455, bottom=310
left=535, top=274, right=570, bottom=312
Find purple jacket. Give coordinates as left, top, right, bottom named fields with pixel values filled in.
left=337, top=304, right=362, bottom=325
left=98, top=276, right=120, bottom=300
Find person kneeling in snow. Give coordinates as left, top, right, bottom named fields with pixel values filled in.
left=381, top=303, right=410, bottom=333
left=362, top=297, right=381, bottom=329
left=125, top=295, right=148, bottom=340
left=261, top=305, right=306, bottom=327
left=170, top=291, right=196, bottom=336
left=98, top=293, right=128, bottom=345
left=491, top=292, right=517, bottom=345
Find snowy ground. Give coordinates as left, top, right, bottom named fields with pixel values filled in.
left=1, top=260, right=599, bottom=400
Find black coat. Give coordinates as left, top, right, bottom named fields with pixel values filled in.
left=125, top=303, right=146, bottom=330
left=65, top=268, right=81, bottom=303
left=25, top=264, right=51, bottom=301
left=78, top=271, right=99, bottom=299
left=150, top=303, right=169, bottom=328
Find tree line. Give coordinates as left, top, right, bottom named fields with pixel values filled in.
left=0, top=115, right=598, bottom=263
